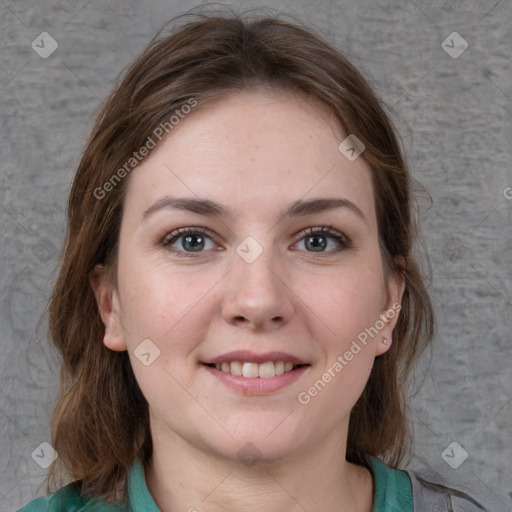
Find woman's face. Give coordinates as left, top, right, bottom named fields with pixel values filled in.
left=97, top=90, right=403, bottom=463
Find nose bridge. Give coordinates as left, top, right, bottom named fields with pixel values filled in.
left=221, top=235, right=294, bottom=329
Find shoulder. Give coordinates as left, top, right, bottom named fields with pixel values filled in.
left=16, top=483, right=85, bottom=512
left=369, top=456, right=512, bottom=512
left=17, top=459, right=155, bottom=512
left=369, top=456, right=414, bottom=511
left=406, top=465, right=512, bottom=512
left=16, top=483, right=129, bottom=512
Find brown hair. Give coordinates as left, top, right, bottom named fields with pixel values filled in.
left=47, top=11, right=434, bottom=502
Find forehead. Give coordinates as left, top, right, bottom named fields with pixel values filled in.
left=123, top=89, right=376, bottom=226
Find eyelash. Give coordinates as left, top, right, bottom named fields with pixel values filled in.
left=160, top=226, right=351, bottom=258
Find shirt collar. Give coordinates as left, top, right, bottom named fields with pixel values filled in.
left=127, top=456, right=412, bottom=512
left=127, top=459, right=161, bottom=511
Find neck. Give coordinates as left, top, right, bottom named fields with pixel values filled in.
left=144, top=421, right=373, bottom=512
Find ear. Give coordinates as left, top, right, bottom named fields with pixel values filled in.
left=89, top=265, right=127, bottom=352
left=375, top=256, right=406, bottom=356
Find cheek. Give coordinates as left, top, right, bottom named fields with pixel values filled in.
left=119, top=264, right=217, bottom=405
left=117, top=257, right=216, bottom=348
left=303, top=260, right=386, bottom=340
left=297, top=267, right=381, bottom=416
left=298, top=255, right=385, bottom=400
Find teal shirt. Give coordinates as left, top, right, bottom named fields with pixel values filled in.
left=17, top=456, right=413, bottom=512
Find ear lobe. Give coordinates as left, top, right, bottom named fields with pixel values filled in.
left=89, top=265, right=127, bottom=352
left=375, top=259, right=406, bottom=356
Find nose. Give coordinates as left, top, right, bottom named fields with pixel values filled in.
left=221, top=247, right=295, bottom=331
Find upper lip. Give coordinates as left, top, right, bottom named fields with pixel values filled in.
left=203, top=351, right=309, bottom=365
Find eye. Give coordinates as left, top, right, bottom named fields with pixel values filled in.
left=160, top=225, right=351, bottom=257
left=161, top=227, right=218, bottom=256
left=293, top=226, right=351, bottom=253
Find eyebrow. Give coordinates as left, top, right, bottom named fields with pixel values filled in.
left=142, top=196, right=368, bottom=225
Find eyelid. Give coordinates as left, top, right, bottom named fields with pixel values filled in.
left=161, top=226, right=213, bottom=246
left=160, top=225, right=351, bottom=256
left=293, top=225, right=352, bottom=251
left=160, top=226, right=222, bottom=258
left=298, top=225, right=346, bottom=239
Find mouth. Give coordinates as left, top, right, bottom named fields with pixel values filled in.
left=201, top=351, right=310, bottom=394
left=202, top=360, right=307, bottom=378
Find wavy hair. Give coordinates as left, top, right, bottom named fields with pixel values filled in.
left=47, top=11, right=434, bottom=502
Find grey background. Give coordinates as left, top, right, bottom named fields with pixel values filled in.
left=1, top=0, right=511, bottom=510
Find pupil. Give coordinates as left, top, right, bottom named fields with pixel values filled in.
left=180, top=234, right=328, bottom=252
left=184, top=235, right=204, bottom=251
left=307, top=235, right=326, bottom=252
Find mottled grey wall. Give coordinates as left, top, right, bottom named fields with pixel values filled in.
left=1, top=1, right=511, bottom=510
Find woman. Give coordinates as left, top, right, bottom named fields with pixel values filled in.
left=18, top=12, right=508, bottom=512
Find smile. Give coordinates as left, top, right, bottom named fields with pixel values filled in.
left=201, top=350, right=310, bottom=394
left=205, top=360, right=301, bottom=378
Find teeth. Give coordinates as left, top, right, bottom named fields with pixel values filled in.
left=230, top=361, right=242, bottom=376
left=212, top=360, right=299, bottom=378
left=243, top=362, right=259, bottom=378
left=258, top=361, right=275, bottom=378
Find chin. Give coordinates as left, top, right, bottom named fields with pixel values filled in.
left=204, top=416, right=313, bottom=466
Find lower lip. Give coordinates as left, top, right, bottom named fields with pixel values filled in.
left=202, top=364, right=309, bottom=395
